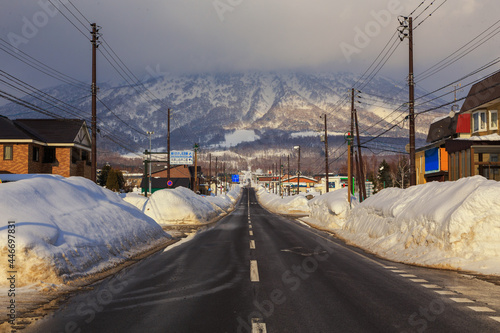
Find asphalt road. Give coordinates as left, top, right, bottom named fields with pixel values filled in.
left=30, top=187, right=500, bottom=332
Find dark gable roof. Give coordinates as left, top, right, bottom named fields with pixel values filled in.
left=15, top=119, right=85, bottom=143
left=0, top=116, right=35, bottom=140
left=426, top=115, right=457, bottom=143
left=0, top=117, right=88, bottom=145
left=460, top=71, right=500, bottom=113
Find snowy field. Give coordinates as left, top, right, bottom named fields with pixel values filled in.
left=256, top=176, right=500, bottom=276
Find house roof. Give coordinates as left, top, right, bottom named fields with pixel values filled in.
left=460, top=71, right=500, bottom=113
left=0, top=117, right=35, bottom=140
left=0, top=117, right=90, bottom=147
left=426, top=114, right=457, bottom=142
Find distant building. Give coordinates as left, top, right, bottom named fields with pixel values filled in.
left=141, top=165, right=202, bottom=194
left=0, top=117, right=92, bottom=179
left=416, top=71, right=500, bottom=183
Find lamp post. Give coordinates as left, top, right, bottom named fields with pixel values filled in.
left=147, top=131, right=154, bottom=196
left=294, top=145, right=300, bottom=195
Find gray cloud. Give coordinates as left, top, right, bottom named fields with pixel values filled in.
left=1, top=0, right=499, bottom=96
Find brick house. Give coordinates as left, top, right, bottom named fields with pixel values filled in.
left=0, top=117, right=92, bottom=179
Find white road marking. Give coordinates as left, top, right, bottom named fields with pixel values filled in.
left=422, top=284, right=441, bottom=289
left=250, top=260, right=260, bottom=282
left=450, top=298, right=474, bottom=303
left=252, top=318, right=267, bottom=333
left=249, top=230, right=253, bottom=236
left=249, top=225, right=252, bottom=229
left=410, top=279, right=429, bottom=283
left=391, top=270, right=406, bottom=273
left=250, top=240, right=255, bottom=249
left=435, top=290, right=456, bottom=295
left=468, top=306, right=495, bottom=312
left=383, top=266, right=397, bottom=269
left=400, top=274, right=417, bottom=278
left=490, top=317, right=500, bottom=323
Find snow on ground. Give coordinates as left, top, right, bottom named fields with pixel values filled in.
left=255, top=186, right=310, bottom=215
left=124, top=186, right=241, bottom=225
left=0, top=175, right=170, bottom=288
left=255, top=176, right=500, bottom=275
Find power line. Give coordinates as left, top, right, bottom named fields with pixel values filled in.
left=47, top=0, right=90, bottom=40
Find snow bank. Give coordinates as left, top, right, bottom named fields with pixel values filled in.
left=255, top=186, right=310, bottom=215
left=128, top=186, right=242, bottom=225
left=301, top=176, right=500, bottom=275
left=305, top=188, right=354, bottom=229
left=0, top=175, right=170, bottom=287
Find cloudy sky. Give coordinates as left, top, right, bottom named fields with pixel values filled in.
left=1, top=0, right=499, bottom=97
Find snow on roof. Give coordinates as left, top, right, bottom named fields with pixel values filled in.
left=0, top=175, right=170, bottom=287
left=430, top=114, right=449, bottom=124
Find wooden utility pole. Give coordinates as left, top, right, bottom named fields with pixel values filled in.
left=279, top=157, right=282, bottom=197
left=323, top=114, right=329, bottom=193
left=167, top=108, right=171, bottom=181
left=354, top=109, right=366, bottom=201
left=223, top=162, right=226, bottom=194
left=193, top=143, right=199, bottom=192
left=348, top=88, right=355, bottom=205
left=90, top=23, right=98, bottom=182
left=408, top=17, right=416, bottom=186
left=209, top=153, right=212, bottom=195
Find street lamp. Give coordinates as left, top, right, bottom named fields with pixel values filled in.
left=147, top=131, right=154, bottom=196
left=294, top=145, right=300, bottom=195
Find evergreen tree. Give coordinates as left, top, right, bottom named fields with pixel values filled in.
left=376, top=159, right=392, bottom=191
left=106, top=169, right=121, bottom=192
left=98, top=164, right=112, bottom=187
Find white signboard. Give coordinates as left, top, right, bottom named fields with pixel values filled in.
left=146, top=150, right=194, bottom=165
left=170, top=150, right=193, bottom=165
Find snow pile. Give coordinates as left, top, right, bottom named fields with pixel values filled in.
left=127, top=186, right=242, bottom=225
left=337, top=176, right=500, bottom=274
left=304, top=188, right=355, bottom=229
left=255, top=186, right=310, bottom=215
left=206, top=185, right=241, bottom=214
left=0, top=175, right=170, bottom=287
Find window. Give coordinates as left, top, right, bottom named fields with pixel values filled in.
left=490, top=110, right=498, bottom=130
left=3, top=145, right=13, bottom=160
left=472, top=110, right=487, bottom=132
left=32, top=146, right=40, bottom=162
left=43, top=147, right=56, bottom=163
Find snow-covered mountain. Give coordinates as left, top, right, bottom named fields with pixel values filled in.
left=0, top=71, right=447, bottom=153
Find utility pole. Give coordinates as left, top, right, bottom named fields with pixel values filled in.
left=287, top=154, right=290, bottom=196
left=348, top=88, right=355, bottom=204
left=223, top=162, right=226, bottom=194
left=322, top=114, right=329, bottom=193
left=215, top=157, right=218, bottom=196
left=209, top=153, right=212, bottom=195
left=90, top=23, right=99, bottom=183
left=167, top=108, right=171, bottom=182
left=354, top=109, right=366, bottom=201
left=399, top=16, right=416, bottom=186
left=279, top=157, right=282, bottom=197
left=147, top=131, right=154, bottom=196
left=193, top=143, right=199, bottom=193
left=294, top=146, right=301, bottom=195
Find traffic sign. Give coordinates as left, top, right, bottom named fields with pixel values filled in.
left=167, top=180, right=173, bottom=187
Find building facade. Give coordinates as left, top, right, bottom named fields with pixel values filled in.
left=0, top=117, right=92, bottom=179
